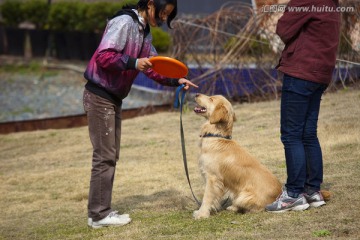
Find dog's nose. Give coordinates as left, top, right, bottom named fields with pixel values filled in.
left=195, top=93, right=201, bottom=98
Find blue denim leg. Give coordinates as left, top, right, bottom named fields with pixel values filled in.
left=280, top=75, right=327, bottom=197
left=304, top=84, right=327, bottom=193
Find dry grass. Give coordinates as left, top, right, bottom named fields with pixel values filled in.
left=0, top=88, right=359, bottom=240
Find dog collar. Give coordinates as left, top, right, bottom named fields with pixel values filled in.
left=200, top=133, right=232, bottom=140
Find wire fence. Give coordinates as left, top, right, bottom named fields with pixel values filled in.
left=169, top=1, right=360, bottom=101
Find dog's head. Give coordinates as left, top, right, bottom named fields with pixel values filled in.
left=194, top=93, right=236, bottom=125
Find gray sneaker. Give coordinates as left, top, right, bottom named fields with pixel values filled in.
left=88, top=211, right=131, bottom=229
left=266, top=189, right=310, bottom=213
left=304, top=191, right=326, bottom=208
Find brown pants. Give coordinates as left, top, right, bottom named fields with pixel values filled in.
left=83, top=89, right=122, bottom=221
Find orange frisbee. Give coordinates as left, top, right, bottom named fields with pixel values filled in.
left=149, top=56, right=188, bottom=78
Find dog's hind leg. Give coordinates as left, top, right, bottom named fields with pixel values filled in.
left=193, top=175, right=224, bottom=219
left=231, top=192, right=262, bottom=213
left=225, top=193, right=241, bottom=213
left=226, top=205, right=239, bottom=212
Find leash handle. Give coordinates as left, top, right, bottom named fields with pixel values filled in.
left=174, top=84, right=201, bottom=206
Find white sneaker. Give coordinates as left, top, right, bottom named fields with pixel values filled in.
left=89, top=211, right=131, bottom=229
left=88, top=213, right=130, bottom=226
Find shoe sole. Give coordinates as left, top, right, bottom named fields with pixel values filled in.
left=90, top=224, right=104, bottom=229
left=88, top=214, right=131, bottom=228
left=309, top=201, right=326, bottom=208
left=91, top=223, right=128, bottom=229
left=88, top=217, right=132, bottom=229
left=90, top=219, right=131, bottom=229
left=292, top=203, right=310, bottom=211
left=267, top=203, right=310, bottom=213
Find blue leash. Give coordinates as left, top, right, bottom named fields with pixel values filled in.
left=174, top=84, right=201, bottom=206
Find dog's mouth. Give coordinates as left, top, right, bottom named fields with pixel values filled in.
left=194, top=105, right=207, bottom=114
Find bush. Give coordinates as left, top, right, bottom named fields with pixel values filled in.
left=22, top=0, right=50, bottom=29
left=338, top=31, right=353, bottom=56
left=47, top=1, right=83, bottom=31
left=151, top=27, right=171, bottom=53
left=81, top=0, right=137, bottom=33
left=79, top=2, right=122, bottom=33
left=0, top=0, right=25, bottom=27
left=47, top=0, right=137, bottom=32
left=224, top=35, right=272, bottom=56
left=78, top=2, right=107, bottom=32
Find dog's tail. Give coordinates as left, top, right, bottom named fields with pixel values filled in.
left=320, top=190, right=332, bottom=201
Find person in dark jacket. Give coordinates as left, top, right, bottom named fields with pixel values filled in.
left=84, top=0, right=198, bottom=228
left=266, top=0, right=340, bottom=212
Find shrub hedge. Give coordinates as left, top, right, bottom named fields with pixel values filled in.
left=0, top=0, right=171, bottom=54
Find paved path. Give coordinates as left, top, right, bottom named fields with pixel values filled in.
left=0, top=70, right=174, bottom=123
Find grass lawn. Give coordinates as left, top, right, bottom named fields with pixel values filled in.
left=0, top=87, right=359, bottom=240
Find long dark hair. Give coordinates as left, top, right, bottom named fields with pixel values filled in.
left=126, top=0, right=177, bottom=29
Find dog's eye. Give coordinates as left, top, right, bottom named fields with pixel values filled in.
left=209, top=97, right=213, bottom=102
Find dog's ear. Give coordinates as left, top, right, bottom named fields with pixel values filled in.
left=209, top=104, right=229, bottom=124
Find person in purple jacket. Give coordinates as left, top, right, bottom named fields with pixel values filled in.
left=266, top=0, right=340, bottom=213
left=83, top=0, right=198, bottom=228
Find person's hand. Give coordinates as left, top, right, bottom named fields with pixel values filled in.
left=178, top=78, right=198, bottom=90
left=136, top=58, right=152, bottom=72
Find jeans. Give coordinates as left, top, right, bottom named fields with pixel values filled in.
left=280, top=75, right=327, bottom=198
left=83, top=89, right=122, bottom=221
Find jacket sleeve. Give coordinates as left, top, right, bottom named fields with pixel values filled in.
left=144, top=69, right=180, bottom=87
left=276, top=0, right=313, bottom=44
left=95, top=16, right=136, bottom=71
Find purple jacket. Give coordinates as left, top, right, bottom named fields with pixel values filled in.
left=276, top=0, right=340, bottom=84
left=84, top=9, right=178, bottom=102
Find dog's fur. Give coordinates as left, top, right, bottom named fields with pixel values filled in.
left=193, top=93, right=282, bottom=219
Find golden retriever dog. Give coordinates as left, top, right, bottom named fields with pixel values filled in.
left=192, top=93, right=282, bottom=219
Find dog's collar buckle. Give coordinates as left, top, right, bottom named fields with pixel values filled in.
left=200, top=133, right=232, bottom=140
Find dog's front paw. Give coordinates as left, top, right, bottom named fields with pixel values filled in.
left=193, top=210, right=210, bottom=220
